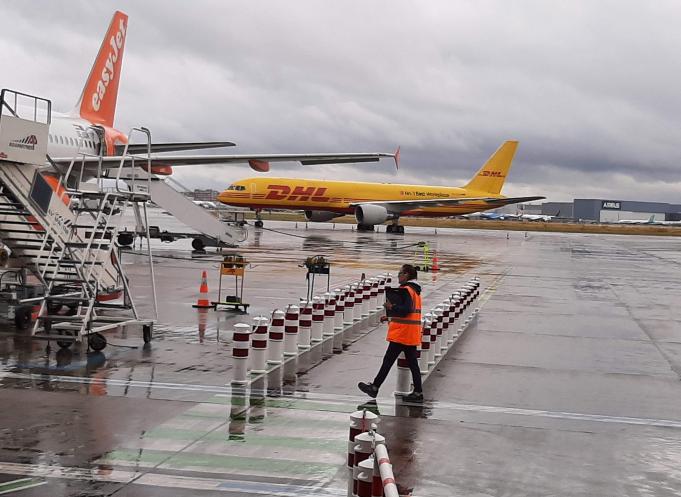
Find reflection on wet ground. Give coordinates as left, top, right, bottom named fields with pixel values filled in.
left=0, top=222, right=680, bottom=495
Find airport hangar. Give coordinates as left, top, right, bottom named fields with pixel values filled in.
left=507, top=199, right=681, bottom=222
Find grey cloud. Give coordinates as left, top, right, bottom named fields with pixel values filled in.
left=3, top=0, right=681, bottom=202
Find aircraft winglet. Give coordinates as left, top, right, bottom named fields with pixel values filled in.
left=394, top=146, right=400, bottom=171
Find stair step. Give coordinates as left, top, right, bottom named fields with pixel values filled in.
left=71, top=224, right=115, bottom=230
left=38, top=315, right=87, bottom=322
left=0, top=228, right=46, bottom=235
left=0, top=210, right=32, bottom=216
left=4, top=237, right=53, bottom=245
left=56, top=259, right=104, bottom=266
left=43, top=276, right=87, bottom=283
left=63, top=242, right=110, bottom=248
left=0, top=220, right=43, bottom=226
left=45, top=296, right=90, bottom=304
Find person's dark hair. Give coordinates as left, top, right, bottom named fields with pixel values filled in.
left=400, top=264, right=417, bottom=280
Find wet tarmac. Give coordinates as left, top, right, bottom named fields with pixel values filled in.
left=1, top=215, right=680, bottom=496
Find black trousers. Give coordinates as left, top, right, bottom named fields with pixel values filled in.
left=373, top=341, right=422, bottom=393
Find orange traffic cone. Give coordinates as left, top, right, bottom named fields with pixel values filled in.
left=192, top=270, right=215, bottom=309
left=432, top=251, right=440, bottom=272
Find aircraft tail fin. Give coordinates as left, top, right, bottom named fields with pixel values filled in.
left=72, top=11, right=128, bottom=127
left=463, top=140, right=518, bottom=195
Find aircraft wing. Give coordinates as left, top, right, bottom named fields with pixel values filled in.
left=350, top=195, right=546, bottom=213
left=114, top=141, right=236, bottom=154
left=49, top=152, right=397, bottom=172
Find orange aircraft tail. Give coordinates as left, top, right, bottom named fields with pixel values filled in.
left=72, top=11, right=128, bottom=127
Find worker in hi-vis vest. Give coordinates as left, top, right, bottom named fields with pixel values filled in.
left=359, top=264, right=423, bottom=403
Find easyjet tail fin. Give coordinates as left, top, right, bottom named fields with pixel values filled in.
left=463, top=140, right=518, bottom=195
left=72, top=11, right=128, bottom=127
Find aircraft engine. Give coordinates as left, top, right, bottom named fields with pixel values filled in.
left=304, top=210, right=341, bottom=222
left=355, top=204, right=393, bottom=225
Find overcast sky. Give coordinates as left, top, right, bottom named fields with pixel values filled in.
left=3, top=0, right=681, bottom=202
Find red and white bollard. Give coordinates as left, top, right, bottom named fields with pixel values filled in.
left=376, top=274, right=387, bottom=313
left=356, top=458, right=375, bottom=497
left=298, top=300, right=312, bottom=350
left=428, top=317, right=438, bottom=368
left=333, top=287, right=345, bottom=333
left=437, top=303, right=449, bottom=356
left=354, top=430, right=385, bottom=468
left=432, top=307, right=444, bottom=362
left=231, top=323, right=251, bottom=385
left=311, top=296, right=324, bottom=343
left=348, top=410, right=380, bottom=468
left=361, top=280, right=371, bottom=319
left=250, top=316, right=269, bottom=374
left=323, top=292, right=336, bottom=338
left=353, top=284, right=363, bottom=324
left=369, top=278, right=379, bottom=312
left=420, top=316, right=431, bottom=374
left=267, top=309, right=285, bottom=365
left=447, top=296, right=457, bottom=345
left=343, top=285, right=355, bottom=330
left=452, top=291, right=462, bottom=320
left=394, top=353, right=412, bottom=396
left=353, top=431, right=386, bottom=497
left=284, top=305, right=299, bottom=357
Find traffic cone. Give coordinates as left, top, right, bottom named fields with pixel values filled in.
left=432, top=250, right=440, bottom=272
left=192, top=270, right=215, bottom=309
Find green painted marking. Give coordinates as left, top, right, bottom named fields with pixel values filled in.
left=0, top=478, right=46, bottom=495
left=101, top=448, right=339, bottom=478
left=208, top=395, right=356, bottom=414
left=143, top=427, right=346, bottom=451
left=180, top=410, right=349, bottom=428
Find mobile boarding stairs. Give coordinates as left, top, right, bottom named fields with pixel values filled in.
left=0, top=89, right=156, bottom=350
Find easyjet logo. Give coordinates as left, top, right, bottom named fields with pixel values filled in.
left=265, top=185, right=330, bottom=202
left=91, top=17, right=126, bottom=112
left=480, top=171, right=504, bottom=177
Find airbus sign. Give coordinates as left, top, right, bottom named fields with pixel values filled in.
left=602, top=201, right=621, bottom=210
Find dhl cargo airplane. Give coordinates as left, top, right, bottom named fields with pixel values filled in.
left=33, top=11, right=396, bottom=179
left=218, top=141, right=545, bottom=233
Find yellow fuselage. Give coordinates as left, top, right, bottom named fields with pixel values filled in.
left=217, top=178, right=503, bottom=217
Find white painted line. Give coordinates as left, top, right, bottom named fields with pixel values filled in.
left=0, top=462, right=345, bottom=497
left=0, top=477, right=46, bottom=495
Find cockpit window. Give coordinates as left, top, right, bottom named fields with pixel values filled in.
left=226, top=185, right=246, bottom=191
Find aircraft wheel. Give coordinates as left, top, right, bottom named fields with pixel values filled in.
left=118, top=232, right=134, bottom=246
left=192, top=238, right=206, bottom=251
left=398, top=225, right=405, bottom=234
left=89, top=332, right=107, bottom=352
left=254, top=220, right=264, bottom=228
left=14, top=306, right=32, bottom=330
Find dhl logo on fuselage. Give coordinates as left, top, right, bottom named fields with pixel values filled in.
left=480, top=170, right=505, bottom=177
left=264, top=185, right=330, bottom=202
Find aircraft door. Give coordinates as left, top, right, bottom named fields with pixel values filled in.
left=250, top=183, right=257, bottom=198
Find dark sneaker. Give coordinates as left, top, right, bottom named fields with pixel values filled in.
left=402, top=391, right=423, bottom=403
left=358, top=382, right=379, bottom=398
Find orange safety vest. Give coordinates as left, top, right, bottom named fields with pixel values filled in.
left=387, top=285, right=422, bottom=346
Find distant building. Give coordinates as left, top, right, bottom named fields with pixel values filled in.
left=574, top=199, right=681, bottom=222
left=541, top=202, right=573, bottom=218
left=185, top=189, right=220, bottom=202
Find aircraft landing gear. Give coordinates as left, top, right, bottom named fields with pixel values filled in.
left=357, top=223, right=375, bottom=232
left=386, top=224, right=405, bottom=234
left=254, top=210, right=264, bottom=228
